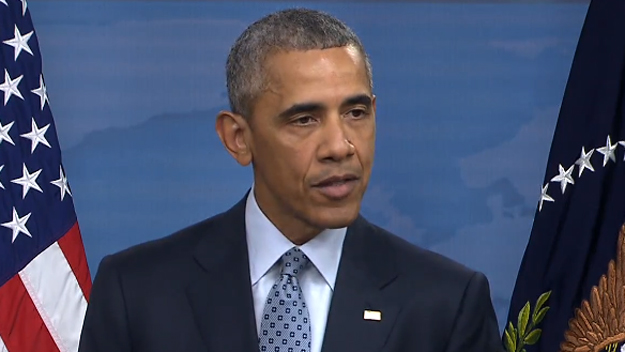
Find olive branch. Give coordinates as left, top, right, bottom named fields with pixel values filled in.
left=504, top=291, right=552, bottom=352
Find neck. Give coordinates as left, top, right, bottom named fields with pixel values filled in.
left=252, top=188, right=322, bottom=245
left=283, top=228, right=320, bottom=245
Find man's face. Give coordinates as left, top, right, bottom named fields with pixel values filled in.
left=247, top=46, right=376, bottom=239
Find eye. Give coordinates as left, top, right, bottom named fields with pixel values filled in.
left=291, top=116, right=316, bottom=126
left=347, top=108, right=368, bottom=119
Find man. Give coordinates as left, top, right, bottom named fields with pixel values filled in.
left=78, top=8, right=503, bottom=352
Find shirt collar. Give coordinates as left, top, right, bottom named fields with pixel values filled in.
left=245, top=186, right=346, bottom=289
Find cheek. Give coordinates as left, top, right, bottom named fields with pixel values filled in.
left=289, top=143, right=318, bottom=181
left=258, top=138, right=313, bottom=183
left=358, top=144, right=375, bottom=168
left=352, top=125, right=376, bottom=164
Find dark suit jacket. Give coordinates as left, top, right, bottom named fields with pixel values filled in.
left=78, top=196, right=503, bottom=352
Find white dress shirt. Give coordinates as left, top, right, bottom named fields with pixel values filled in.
left=245, top=188, right=346, bottom=352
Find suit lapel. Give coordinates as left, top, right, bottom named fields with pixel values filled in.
left=321, top=217, right=400, bottom=352
left=185, top=197, right=258, bottom=352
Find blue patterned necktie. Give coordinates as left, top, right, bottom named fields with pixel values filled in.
left=258, top=247, right=311, bottom=352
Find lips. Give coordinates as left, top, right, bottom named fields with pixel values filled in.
left=312, top=174, right=359, bottom=200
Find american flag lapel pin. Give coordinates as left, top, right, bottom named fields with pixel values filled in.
left=363, top=310, right=382, bottom=321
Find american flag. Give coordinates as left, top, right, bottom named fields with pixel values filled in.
left=0, top=1, right=92, bottom=351
left=505, top=0, right=625, bottom=351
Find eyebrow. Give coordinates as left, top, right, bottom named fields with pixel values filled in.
left=277, top=102, right=324, bottom=121
left=342, top=94, right=372, bottom=108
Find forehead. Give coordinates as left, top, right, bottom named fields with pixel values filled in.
left=260, top=46, right=370, bottom=107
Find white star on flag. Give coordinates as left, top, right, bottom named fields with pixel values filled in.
left=551, top=164, right=575, bottom=194
left=51, top=166, right=72, bottom=201
left=0, top=0, right=7, bottom=7
left=11, top=163, right=43, bottom=198
left=20, top=117, right=50, bottom=153
left=31, top=75, right=49, bottom=110
left=0, top=69, right=24, bottom=105
left=20, top=0, right=27, bottom=16
left=539, top=183, right=555, bottom=212
left=575, top=147, right=595, bottom=177
left=620, top=141, right=625, bottom=160
left=0, top=120, right=14, bottom=145
left=0, top=164, right=4, bottom=189
left=3, top=25, right=33, bottom=61
left=2, top=207, right=32, bottom=243
left=597, top=135, right=618, bottom=166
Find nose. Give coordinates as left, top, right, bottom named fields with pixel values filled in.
left=318, top=116, right=355, bottom=162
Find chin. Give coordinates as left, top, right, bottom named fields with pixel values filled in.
left=311, top=205, right=360, bottom=229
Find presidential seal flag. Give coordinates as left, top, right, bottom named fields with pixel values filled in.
left=0, top=1, right=92, bottom=351
left=505, top=0, right=625, bottom=351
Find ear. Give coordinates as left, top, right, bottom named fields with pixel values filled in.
left=215, top=110, right=253, bottom=166
left=371, top=94, right=377, bottom=115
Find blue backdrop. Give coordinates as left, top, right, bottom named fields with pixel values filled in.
left=28, top=0, right=589, bottom=332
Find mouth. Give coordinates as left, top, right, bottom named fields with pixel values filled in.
left=312, top=174, right=360, bottom=200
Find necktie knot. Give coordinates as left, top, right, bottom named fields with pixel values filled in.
left=280, top=247, right=310, bottom=277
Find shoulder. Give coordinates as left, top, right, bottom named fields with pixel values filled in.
left=361, top=218, right=484, bottom=292
left=355, top=219, right=501, bottom=350
left=95, top=208, right=232, bottom=280
left=357, top=218, right=494, bottom=328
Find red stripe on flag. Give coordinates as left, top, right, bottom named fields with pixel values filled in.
left=58, top=222, right=92, bottom=301
left=0, top=275, right=60, bottom=352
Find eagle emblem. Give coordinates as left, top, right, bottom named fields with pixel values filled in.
left=560, top=224, right=625, bottom=352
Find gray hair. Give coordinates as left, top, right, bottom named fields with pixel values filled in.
left=225, top=8, right=373, bottom=118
